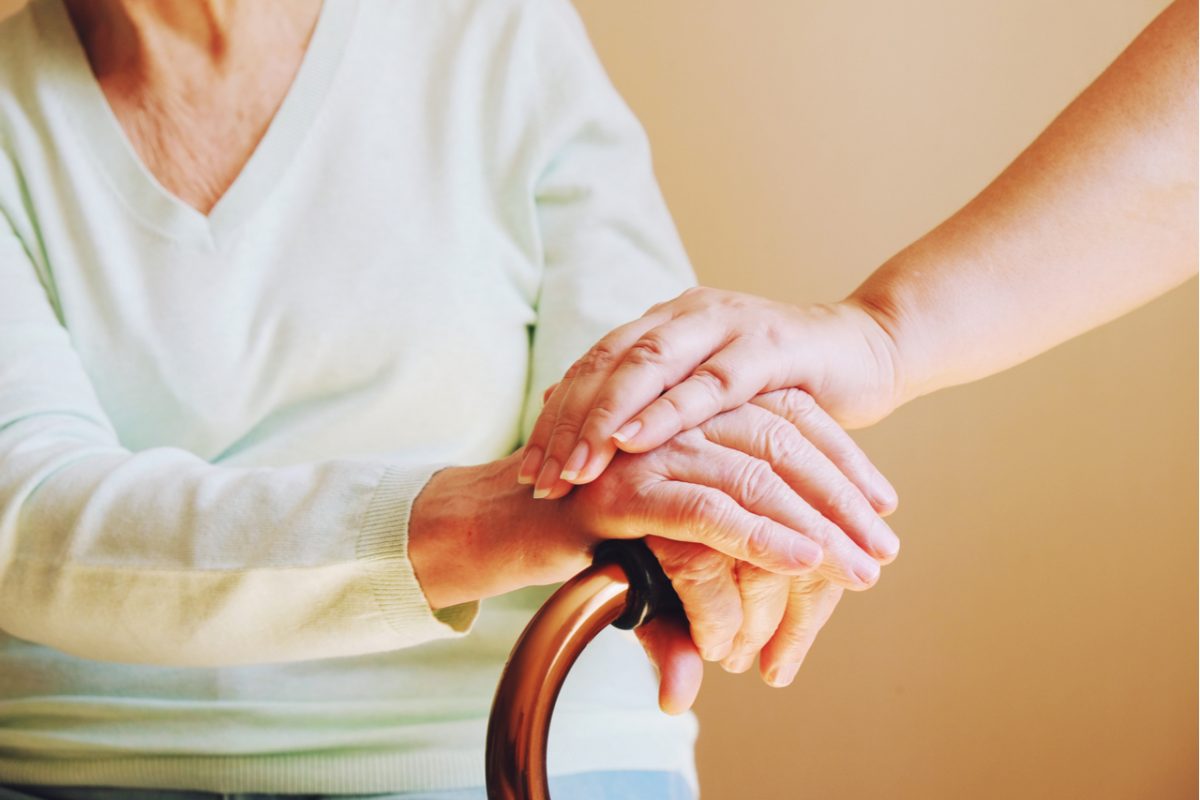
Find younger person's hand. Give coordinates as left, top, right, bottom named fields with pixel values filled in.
left=517, top=288, right=905, bottom=501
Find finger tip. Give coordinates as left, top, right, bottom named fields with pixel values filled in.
left=720, top=655, right=754, bottom=674
left=574, top=454, right=611, bottom=484
left=877, top=543, right=900, bottom=565
left=660, top=701, right=687, bottom=716
left=763, top=660, right=803, bottom=688
left=531, top=458, right=562, bottom=499
left=699, top=640, right=734, bottom=663
left=660, top=679, right=701, bottom=715
left=612, top=422, right=666, bottom=454
left=849, top=564, right=880, bottom=590
left=547, top=481, right=574, bottom=500
left=611, top=419, right=642, bottom=445
left=873, top=494, right=900, bottom=516
left=610, top=437, right=650, bottom=454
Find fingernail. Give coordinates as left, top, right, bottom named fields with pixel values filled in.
left=612, top=419, right=642, bottom=446
left=559, top=441, right=589, bottom=483
left=532, top=458, right=560, bottom=499
left=517, top=446, right=543, bottom=485
left=722, top=653, right=754, bottom=674
left=766, top=662, right=801, bottom=688
left=575, top=457, right=605, bottom=485
left=700, top=640, right=734, bottom=662
left=874, top=520, right=901, bottom=561
left=870, top=472, right=899, bottom=511
left=854, top=558, right=881, bottom=587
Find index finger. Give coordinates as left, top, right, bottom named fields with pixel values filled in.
left=518, top=314, right=662, bottom=488
left=560, top=313, right=737, bottom=486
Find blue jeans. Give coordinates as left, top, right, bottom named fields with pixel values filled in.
left=0, top=772, right=694, bottom=800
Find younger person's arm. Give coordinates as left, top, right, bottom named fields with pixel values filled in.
left=523, top=0, right=1198, bottom=486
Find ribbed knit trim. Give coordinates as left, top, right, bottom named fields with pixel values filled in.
left=357, top=464, right=480, bottom=640
left=0, top=752, right=483, bottom=795
left=0, top=710, right=699, bottom=794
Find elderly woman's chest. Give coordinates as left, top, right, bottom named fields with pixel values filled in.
left=55, top=214, right=538, bottom=463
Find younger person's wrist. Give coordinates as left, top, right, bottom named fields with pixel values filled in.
left=842, top=283, right=919, bottom=416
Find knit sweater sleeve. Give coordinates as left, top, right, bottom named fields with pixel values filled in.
left=0, top=153, right=477, bottom=667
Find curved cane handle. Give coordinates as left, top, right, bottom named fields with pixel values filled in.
left=484, top=539, right=682, bottom=800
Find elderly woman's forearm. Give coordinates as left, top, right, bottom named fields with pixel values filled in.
left=851, top=0, right=1198, bottom=405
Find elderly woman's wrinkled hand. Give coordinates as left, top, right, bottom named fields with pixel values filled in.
left=559, top=388, right=897, bottom=711
left=410, top=387, right=897, bottom=713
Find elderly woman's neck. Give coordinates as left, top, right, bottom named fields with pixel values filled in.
left=63, top=0, right=321, bottom=83
left=60, top=0, right=323, bottom=215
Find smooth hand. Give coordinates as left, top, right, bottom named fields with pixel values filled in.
left=517, top=287, right=905, bottom=500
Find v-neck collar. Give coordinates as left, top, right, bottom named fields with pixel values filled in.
left=31, top=0, right=359, bottom=251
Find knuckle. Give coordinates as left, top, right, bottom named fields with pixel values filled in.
left=824, top=483, right=868, bottom=524
left=681, top=490, right=726, bottom=535
left=711, top=615, right=743, bottom=642
left=726, top=293, right=756, bottom=312
left=547, top=414, right=583, bottom=442
left=743, top=517, right=784, bottom=566
left=759, top=418, right=805, bottom=466
left=780, top=388, right=817, bottom=418
left=762, top=319, right=790, bottom=348
left=795, top=514, right=834, bottom=550
left=545, top=423, right=584, bottom=454
left=654, top=392, right=688, bottom=425
left=666, top=551, right=735, bottom=601
left=696, top=616, right=742, bottom=647
left=578, top=405, right=621, bottom=440
left=737, top=619, right=775, bottom=650
left=526, top=417, right=553, bottom=446
left=737, top=564, right=784, bottom=602
left=626, top=331, right=673, bottom=367
left=570, top=342, right=622, bottom=378
left=694, top=363, right=735, bottom=394
left=734, top=457, right=777, bottom=509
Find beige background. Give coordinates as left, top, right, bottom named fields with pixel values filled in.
left=1, top=0, right=1194, bottom=798
left=572, top=1, right=1197, bottom=798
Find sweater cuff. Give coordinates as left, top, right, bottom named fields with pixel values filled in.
left=357, top=464, right=479, bottom=641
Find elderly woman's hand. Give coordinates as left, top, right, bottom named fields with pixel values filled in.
left=635, top=560, right=841, bottom=713
left=409, top=387, right=897, bottom=712
left=618, top=389, right=882, bottom=713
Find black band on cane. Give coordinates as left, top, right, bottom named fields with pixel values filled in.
left=591, top=539, right=684, bottom=630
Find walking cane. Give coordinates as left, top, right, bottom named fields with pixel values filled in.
left=485, top=539, right=684, bottom=800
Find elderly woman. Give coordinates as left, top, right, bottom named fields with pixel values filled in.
left=0, top=1, right=897, bottom=797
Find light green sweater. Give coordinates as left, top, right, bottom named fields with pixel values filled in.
left=0, top=0, right=697, bottom=792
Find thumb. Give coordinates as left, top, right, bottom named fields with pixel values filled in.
left=635, top=614, right=704, bottom=715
